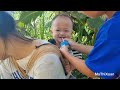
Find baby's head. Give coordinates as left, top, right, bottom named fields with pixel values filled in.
left=51, top=14, right=73, bottom=45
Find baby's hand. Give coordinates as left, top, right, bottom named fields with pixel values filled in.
left=63, top=38, right=77, bottom=50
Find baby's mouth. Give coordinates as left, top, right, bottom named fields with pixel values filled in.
left=59, top=37, right=66, bottom=39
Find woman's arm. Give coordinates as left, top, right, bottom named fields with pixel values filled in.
left=73, top=43, right=93, bottom=55
left=64, top=38, right=93, bottom=55
left=60, top=46, right=96, bottom=78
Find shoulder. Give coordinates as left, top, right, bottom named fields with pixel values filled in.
left=106, top=18, right=120, bottom=40
left=33, top=39, right=50, bottom=47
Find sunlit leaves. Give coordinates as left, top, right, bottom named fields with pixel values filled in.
left=17, top=22, right=24, bottom=28
left=19, top=11, right=43, bottom=24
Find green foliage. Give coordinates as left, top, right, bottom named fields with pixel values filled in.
left=15, top=11, right=55, bottom=39
left=18, top=22, right=25, bottom=28
left=19, top=11, right=43, bottom=24
left=87, top=17, right=104, bottom=30
left=72, top=69, right=88, bottom=79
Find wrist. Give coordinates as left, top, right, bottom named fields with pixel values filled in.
left=71, top=42, right=78, bottom=50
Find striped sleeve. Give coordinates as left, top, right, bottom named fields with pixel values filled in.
left=72, top=50, right=82, bottom=59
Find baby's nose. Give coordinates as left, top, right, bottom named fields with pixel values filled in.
left=60, top=31, right=66, bottom=35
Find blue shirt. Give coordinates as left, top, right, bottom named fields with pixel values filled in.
left=85, top=11, right=120, bottom=79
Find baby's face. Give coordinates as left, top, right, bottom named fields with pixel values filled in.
left=51, top=17, right=73, bottom=44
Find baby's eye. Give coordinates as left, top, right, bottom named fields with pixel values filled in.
left=56, top=30, right=60, bottom=32
left=65, top=30, right=69, bottom=32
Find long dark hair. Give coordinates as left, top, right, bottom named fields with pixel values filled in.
left=0, top=11, right=34, bottom=42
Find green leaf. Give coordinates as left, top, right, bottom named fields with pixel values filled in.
left=17, top=22, right=24, bottom=28
left=18, top=11, right=43, bottom=24
left=87, top=17, right=104, bottom=30
left=45, top=21, right=52, bottom=29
